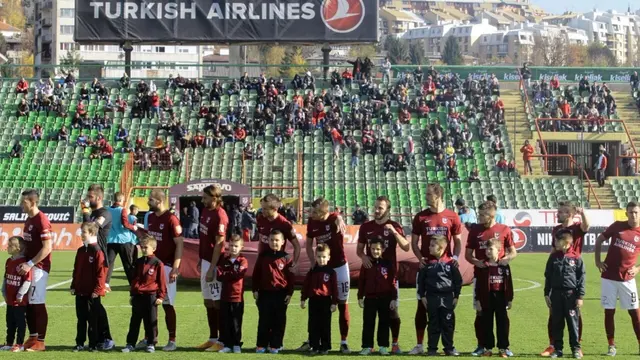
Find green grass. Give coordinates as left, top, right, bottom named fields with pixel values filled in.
left=0, top=252, right=639, bottom=359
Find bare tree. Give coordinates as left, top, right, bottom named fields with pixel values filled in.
left=531, top=33, right=568, bottom=66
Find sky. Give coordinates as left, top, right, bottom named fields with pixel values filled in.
left=535, top=0, right=635, bottom=15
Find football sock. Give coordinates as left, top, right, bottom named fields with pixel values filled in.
left=26, top=305, right=37, bottom=337
left=605, top=309, right=616, bottom=346
left=628, top=309, right=640, bottom=343
left=206, top=306, right=219, bottom=340
left=548, top=314, right=554, bottom=345
left=475, top=313, right=484, bottom=346
left=34, top=304, right=48, bottom=341
left=415, top=302, right=427, bottom=345
left=390, top=316, right=401, bottom=344
left=163, top=305, right=177, bottom=341
left=578, top=314, right=583, bottom=342
left=338, top=303, right=350, bottom=341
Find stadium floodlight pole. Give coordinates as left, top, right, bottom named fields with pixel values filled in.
left=322, top=43, right=331, bottom=81
left=121, top=41, right=133, bottom=78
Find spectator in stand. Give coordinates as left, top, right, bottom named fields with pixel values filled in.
left=342, top=68, right=353, bottom=89
left=469, top=167, right=480, bottom=182
left=119, top=73, right=130, bottom=89
left=76, top=132, right=88, bottom=147
left=9, top=140, right=22, bottom=158
left=101, top=142, right=114, bottom=159
left=631, top=71, right=639, bottom=92
left=405, top=136, right=415, bottom=165
left=32, top=123, right=43, bottom=142
left=54, top=125, right=69, bottom=142
left=352, top=205, right=368, bottom=225
left=520, top=63, right=531, bottom=89
left=79, top=83, right=90, bottom=100
left=520, top=140, right=534, bottom=175
left=508, top=158, right=516, bottom=175
left=331, top=127, right=343, bottom=160
left=205, top=131, right=215, bottom=148
left=243, top=143, right=253, bottom=160
left=191, top=131, right=205, bottom=148
left=255, top=143, right=264, bottom=160
left=496, top=155, right=508, bottom=172
left=234, top=126, right=246, bottom=142
left=491, top=136, right=505, bottom=155
left=16, top=99, right=29, bottom=117
left=550, top=75, right=560, bottom=90
left=351, top=142, right=361, bottom=168
left=382, top=57, right=391, bottom=84
left=595, top=147, right=608, bottom=187
left=578, top=76, right=590, bottom=94
left=455, top=198, right=477, bottom=226
left=153, top=136, right=165, bottom=150
left=115, top=125, right=129, bottom=142
left=16, top=77, right=29, bottom=94
left=149, top=91, right=160, bottom=118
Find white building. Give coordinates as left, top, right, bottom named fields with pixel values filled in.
left=568, top=10, right=640, bottom=65
left=402, top=19, right=497, bottom=58
left=34, top=0, right=203, bottom=79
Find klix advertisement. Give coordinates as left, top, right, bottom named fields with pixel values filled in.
left=75, top=0, right=379, bottom=43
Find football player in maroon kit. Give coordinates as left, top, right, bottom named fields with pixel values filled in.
left=356, top=196, right=410, bottom=354
left=254, top=194, right=300, bottom=265
left=299, top=198, right=351, bottom=353
left=595, top=201, right=640, bottom=357
left=195, top=185, right=229, bottom=352
left=541, top=201, right=590, bottom=357
left=18, top=190, right=52, bottom=352
left=143, top=189, right=184, bottom=352
left=465, top=201, right=517, bottom=357
left=408, top=183, right=463, bottom=355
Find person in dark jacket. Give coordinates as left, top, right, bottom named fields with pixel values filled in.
left=187, top=201, right=200, bottom=238
left=251, top=230, right=295, bottom=353
left=474, top=239, right=514, bottom=358
left=357, top=237, right=397, bottom=355
left=544, top=231, right=586, bottom=359
left=122, top=236, right=167, bottom=353
left=301, top=244, right=338, bottom=355
left=217, top=235, right=248, bottom=353
left=352, top=205, right=368, bottom=225
left=520, top=63, right=531, bottom=90
left=71, top=223, right=108, bottom=351
left=417, top=235, right=462, bottom=357
left=241, top=206, right=257, bottom=242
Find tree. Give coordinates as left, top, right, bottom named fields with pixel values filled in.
left=531, top=33, right=567, bottom=66
left=280, top=46, right=306, bottom=79
left=585, top=42, right=617, bottom=67
left=59, top=49, right=83, bottom=76
left=408, top=40, right=425, bottom=65
left=264, top=46, right=285, bottom=78
left=348, top=44, right=377, bottom=59
left=441, top=36, right=462, bottom=65
left=385, top=36, right=408, bottom=64
left=0, top=0, right=26, bottom=29
left=567, top=44, right=587, bottom=66
left=0, top=33, right=8, bottom=55
left=17, top=53, right=34, bottom=78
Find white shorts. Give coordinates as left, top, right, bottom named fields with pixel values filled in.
left=601, top=278, right=639, bottom=310
left=28, top=267, right=49, bottom=305
left=200, top=260, right=222, bottom=301
left=163, top=264, right=177, bottom=306
left=334, top=263, right=350, bottom=302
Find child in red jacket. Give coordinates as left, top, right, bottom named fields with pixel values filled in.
left=122, top=236, right=167, bottom=353
left=217, top=234, right=248, bottom=354
left=71, top=223, right=108, bottom=352
left=357, top=237, right=398, bottom=355
left=252, top=230, right=295, bottom=354
left=301, top=244, right=338, bottom=355
left=475, top=238, right=514, bottom=358
left=2, top=236, right=32, bottom=352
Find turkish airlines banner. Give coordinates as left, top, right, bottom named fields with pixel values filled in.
left=502, top=209, right=615, bottom=228
left=75, top=0, right=379, bottom=44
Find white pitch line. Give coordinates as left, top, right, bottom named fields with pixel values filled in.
left=0, top=267, right=124, bottom=308
left=19, top=278, right=541, bottom=309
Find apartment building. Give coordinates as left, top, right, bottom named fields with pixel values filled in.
left=568, top=10, right=640, bottom=65
left=477, top=22, right=588, bottom=63
left=33, top=0, right=203, bottom=79
left=402, top=19, right=497, bottom=58
left=379, top=8, right=427, bottom=35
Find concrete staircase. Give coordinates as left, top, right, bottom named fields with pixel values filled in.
left=611, top=90, right=640, bottom=151
left=501, top=89, right=543, bottom=176
left=585, top=182, right=618, bottom=209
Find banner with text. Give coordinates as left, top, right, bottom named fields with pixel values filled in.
left=390, top=66, right=638, bottom=83
left=0, top=206, right=75, bottom=224
left=75, top=0, right=379, bottom=44
left=501, top=209, right=615, bottom=228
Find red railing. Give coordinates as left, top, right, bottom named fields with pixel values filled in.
left=120, top=153, right=134, bottom=196
left=616, top=155, right=640, bottom=176
left=528, top=154, right=601, bottom=209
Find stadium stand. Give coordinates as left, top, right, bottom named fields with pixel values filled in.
left=0, top=66, right=604, bottom=224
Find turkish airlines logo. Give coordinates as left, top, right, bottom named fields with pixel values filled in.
left=321, top=0, right=365, bottom=33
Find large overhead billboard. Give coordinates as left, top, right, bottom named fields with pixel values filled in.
left=74, top=0, right=379, bottom=44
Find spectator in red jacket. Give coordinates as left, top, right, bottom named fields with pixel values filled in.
left=520, top=140, right=534, bottom=175
left=342, top=69, right=353, bottom=89
left=16, top=78, right=29, bottom=94
left=550, top=75, right=560, bottom=90
left=150, top=91, right=160, bottom=118
left=496, top=156, right=508, bottom=172
left=234, top=126, right=246, bottom=142
left=191, top=131, right=205, bottom=148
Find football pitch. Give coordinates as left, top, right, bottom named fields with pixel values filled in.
left=1, top=252, right=639, bottom=359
